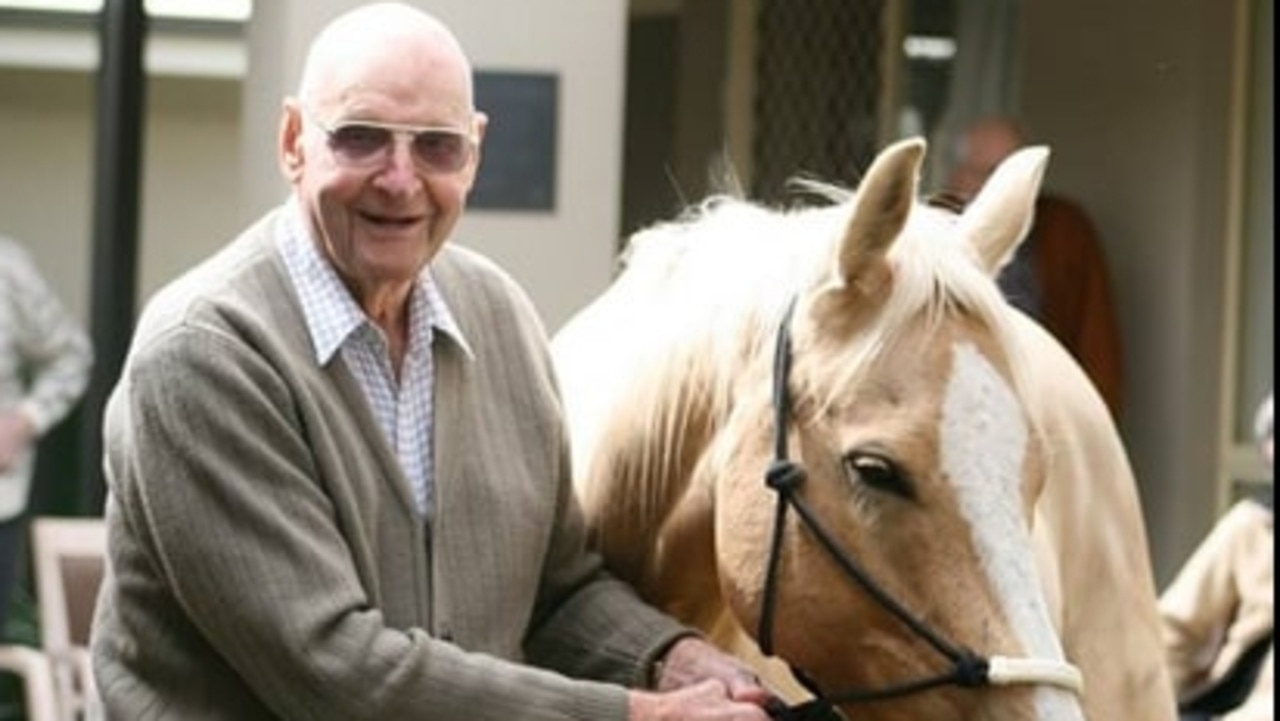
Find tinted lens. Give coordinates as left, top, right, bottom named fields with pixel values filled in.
left=329, top=124, right=394, bottom=162
left=318, top=115, right=471, bottom=174
left=412, top=131, right=469, bottom=173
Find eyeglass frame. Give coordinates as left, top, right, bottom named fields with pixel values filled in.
left=301, top=106, right=480, bottom=176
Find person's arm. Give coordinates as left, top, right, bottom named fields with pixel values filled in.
left=470, top=264, right=772, bottom=719
left=1157, top=502, right=1259, bottom=694
left=0, top=244, right=91, bottom=469
left=517, top=420, right=695, bottom=687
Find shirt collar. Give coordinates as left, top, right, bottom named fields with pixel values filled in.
left=278, top=198, right=473, bottom=364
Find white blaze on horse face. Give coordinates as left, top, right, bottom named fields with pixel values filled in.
left=942, top=343, right=1083, bottom=719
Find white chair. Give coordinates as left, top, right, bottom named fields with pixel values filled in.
left=31, top=517, right=106, bottom=721
left=0, top=644, right=58, bottom=721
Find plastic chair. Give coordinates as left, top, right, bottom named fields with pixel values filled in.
left=30, top=518, right=106, bottom=721
left=0, top=644, right=58, bottom=721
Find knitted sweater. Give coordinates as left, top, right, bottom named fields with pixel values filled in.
left=91, top=208, right=688, bottom=720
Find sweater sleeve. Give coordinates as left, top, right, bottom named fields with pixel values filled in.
left=452, top=256, right=694, bottom=688
left=521, top=424, right=694, bottom=687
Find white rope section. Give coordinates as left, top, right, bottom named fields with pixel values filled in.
left=987, top=655, right=1085, bottom=694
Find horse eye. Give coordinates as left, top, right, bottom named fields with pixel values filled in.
left=843, top=452, right=915, bottom=499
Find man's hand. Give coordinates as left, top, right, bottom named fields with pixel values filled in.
left=629, top=679, right=772, bottom=720
left=0, top=409, right=35, bottom=473
left=654, top=636, right=776, bottom=706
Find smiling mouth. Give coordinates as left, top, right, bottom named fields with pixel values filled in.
left=361, top=211, right=425, bottom=228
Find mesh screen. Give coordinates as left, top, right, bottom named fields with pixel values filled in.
left=752, top=0, right=885, bottom=205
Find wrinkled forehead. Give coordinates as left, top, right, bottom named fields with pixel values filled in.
left=300, top=13, right=475, bottom=121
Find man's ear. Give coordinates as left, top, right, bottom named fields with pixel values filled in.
left=461, top=110, right=489, bottom=187
left=470, top=110, right=489, bottom=169
left=278, top=100, right=305, bottom=182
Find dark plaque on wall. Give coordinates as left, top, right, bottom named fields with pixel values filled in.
left=470, top=71, right=558, bottom=211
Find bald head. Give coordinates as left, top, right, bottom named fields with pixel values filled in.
left=297, top=2, right=474, bottom=112
left=948, top=116, right=1028, bottom=200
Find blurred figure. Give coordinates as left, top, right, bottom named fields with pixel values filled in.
left=1159, top=391, right=1273, bottom=721
left=944, top=115, right=1125, bottom=419
left=0, top=233, right=92, bottom=634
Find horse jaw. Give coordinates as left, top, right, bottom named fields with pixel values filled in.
left=956, top=146, right=1050, bottom=275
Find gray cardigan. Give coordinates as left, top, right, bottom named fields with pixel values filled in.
left=91, top=208, right=688, bottom=720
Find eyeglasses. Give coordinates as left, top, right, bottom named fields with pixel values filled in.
left=305, top=109, right=476, bottom=175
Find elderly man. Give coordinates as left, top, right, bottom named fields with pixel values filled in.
left=90, top=3, right=773, bottom=720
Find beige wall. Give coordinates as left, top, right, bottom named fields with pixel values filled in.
left=0, top=69, right=94, bottom=322
left=440, top=0, right=628, bottom=332
left=0, top=68, right=243, bottom=327
left=1019, top=0, right=1245, bottom=582
left=139, top=75, right=247, bottom=304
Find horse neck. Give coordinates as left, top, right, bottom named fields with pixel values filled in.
left=589, top=308, right=764, bottom=564
left=619, top=324, right=741, bottom=493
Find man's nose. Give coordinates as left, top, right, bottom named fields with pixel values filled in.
left=375, top=133, right=422, bottom=186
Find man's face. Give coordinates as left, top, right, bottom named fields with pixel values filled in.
left=280, top=46, right=486, bottom=301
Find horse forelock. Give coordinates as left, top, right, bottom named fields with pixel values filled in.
left=619, top=196, right=842, bottom=404
left=618, top=192, right=1038, bottom=419
left=799, top=200, right=1039, bottom=423
left=586, top=189, right=1042, bottom=536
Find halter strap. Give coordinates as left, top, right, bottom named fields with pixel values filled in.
left=758, top=297, right=1083, bottom=718
left=757, top=297, right=801, bottom=657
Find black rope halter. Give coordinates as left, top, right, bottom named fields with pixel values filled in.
left=759, top=298, right=996, bottom=721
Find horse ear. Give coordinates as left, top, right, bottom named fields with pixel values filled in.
left=957, top=145, right=1051, bottom=275
left=837, top=137, right=925, bottom=288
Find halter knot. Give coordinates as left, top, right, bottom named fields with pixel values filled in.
left=765, top=698, right=843, bottom=721
left=766, top=459, right=806, bottom=492
left=952, top=652, right=991, bottom=688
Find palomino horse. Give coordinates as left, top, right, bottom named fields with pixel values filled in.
left=551, top=138, right=1175, bottom=720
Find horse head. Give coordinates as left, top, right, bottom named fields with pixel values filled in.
left=678, top=139, right=1082, bottom=720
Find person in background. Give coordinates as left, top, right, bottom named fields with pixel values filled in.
left=943, top=115, right=1125, bottom=419
left=0, top=234, right=92, bottom=635
left=89, top=3, right=773, bottom=720
left=1159, top=391, right=1273, bottom=721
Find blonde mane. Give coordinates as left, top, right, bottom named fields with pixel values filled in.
left=612, top=190, right=1034, bottom=459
